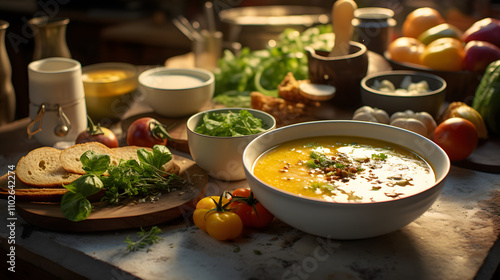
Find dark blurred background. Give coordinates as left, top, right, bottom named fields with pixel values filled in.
left=1, top=0, right=498, bottom=121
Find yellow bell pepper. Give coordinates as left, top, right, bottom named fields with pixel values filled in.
left=420, top=37, right=465, bottom=71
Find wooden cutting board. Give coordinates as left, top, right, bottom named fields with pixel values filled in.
left=453, top=136, right=500, bottom=174
left=15, top=155, right=208, bottom=232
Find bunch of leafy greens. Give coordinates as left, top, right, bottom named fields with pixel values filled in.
left=61, top=145, right=186, bottom=222
left=125, top=226, right=163, bottom=252
left=194, top=110, right=267, bottom=137
left=213, top=25, right=333, bottom=107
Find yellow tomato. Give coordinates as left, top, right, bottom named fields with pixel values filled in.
left=420, top=38, right=465, bottom=71
left=387, top=37, right=425, bottom=65
left=193, top=195, right=230, bottom=232
left=402, top=7, right=445, bottom=38
left=205, top=212, right=243, bottom=241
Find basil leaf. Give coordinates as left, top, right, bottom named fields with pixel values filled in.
left=64, top=174, right=103, bottom=197
left=61, top=192, right=92, bottom=222
left=137, top=145, right=172, bottom=170
left=152, top=145, right=172, bottom=168
left=137, top=148, right=153, bottom=166
left=81, top=150, right=111, bottom=175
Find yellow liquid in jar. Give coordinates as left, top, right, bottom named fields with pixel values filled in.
left=83, top=69, right=137, bottom=97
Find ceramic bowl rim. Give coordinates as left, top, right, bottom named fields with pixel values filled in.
left=243, top=120, right=450, bottom=206
left=138, top=67, right=214, bottom=91
left=361, top=70, right=447, bottom=98
left=187, top=108, right=277, bottom=140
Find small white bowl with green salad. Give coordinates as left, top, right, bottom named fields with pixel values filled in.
left=187, top=108, right=276, bottom=181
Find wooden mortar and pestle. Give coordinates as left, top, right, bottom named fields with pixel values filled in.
left=305, top=0, right=369, bottom=107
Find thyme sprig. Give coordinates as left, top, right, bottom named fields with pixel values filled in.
left=125, top=226, right=163, bottom=252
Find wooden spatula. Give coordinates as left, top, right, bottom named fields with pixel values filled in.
left=329, top=0, right=358, bottom=57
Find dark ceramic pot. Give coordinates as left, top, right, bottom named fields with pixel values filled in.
left=306, top=42, right=368, bottom=107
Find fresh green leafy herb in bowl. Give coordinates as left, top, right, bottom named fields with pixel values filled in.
left=187, top=108, right=276, bottom=181
left=194, top=109, right=267, bottom=137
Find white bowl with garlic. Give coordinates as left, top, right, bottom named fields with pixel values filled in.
left=360, top=70, right=446, bottom=118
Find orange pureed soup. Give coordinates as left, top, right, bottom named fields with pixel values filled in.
left=253, top=136, right=435, bottom=203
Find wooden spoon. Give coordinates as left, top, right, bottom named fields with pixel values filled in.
left=329, top=0, right=358, bottom=57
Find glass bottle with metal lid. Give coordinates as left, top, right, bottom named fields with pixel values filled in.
left=352, top=7, right=397, bottom=55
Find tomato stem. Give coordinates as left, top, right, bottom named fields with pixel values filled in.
left=230, top=191, right=261, bottom=217
left=86, top=115, right=104, bottom=136
left=149, top=121, right=174, bottom=142
left=203, top=192, right=232, bottom=219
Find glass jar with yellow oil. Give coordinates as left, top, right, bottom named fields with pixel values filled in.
left=82, top=63, right=138, bottom=123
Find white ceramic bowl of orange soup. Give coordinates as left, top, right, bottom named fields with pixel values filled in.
left=243, top=120, right=450, bottom=239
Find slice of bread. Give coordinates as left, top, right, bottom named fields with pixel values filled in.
left=0, top=173, right=68, bottom=202
left=0, top=174, right=107, bottom=203
left=111, top=146, right=179, bottom=174
left=60, top=142, right=114, bottom=175
left=16, top=147, right=81, bottom=187
left=111, top=145, right=145, bottom=164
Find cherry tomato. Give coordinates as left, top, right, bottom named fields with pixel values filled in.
left=402, top=7, right=445, bottom=38
left=229, top=188, right=274, bottom=228
left=193, top=195, right=229, bottom=232
left=193, top=194, right=242, bottom=240
left=387, top=37, right=425, bottom=65
left=205, top=212, right=243, bottom=241
left=420, top=38, right=465, bottom=71
left=433, top=118, right=478, bottom=161
left=76, top=116, right=119, bottom=148
left=126, top=117, right=172, bottom=148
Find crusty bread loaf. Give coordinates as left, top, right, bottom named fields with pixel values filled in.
left=16, top=147, right=81, bottom=187
left=60, top=142, right=114, bottom=174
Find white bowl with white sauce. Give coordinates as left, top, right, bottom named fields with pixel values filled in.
left=139, top=67, right=214, bottom=117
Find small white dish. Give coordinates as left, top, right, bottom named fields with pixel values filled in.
left=139, top=67, right=214, bottom=117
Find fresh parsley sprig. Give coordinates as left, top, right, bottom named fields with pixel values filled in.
left=125, top=226, right=163, bottom=252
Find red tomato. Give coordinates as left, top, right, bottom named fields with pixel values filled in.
left=76, top=116, right=119, bottom=148
left=126, top=117, right=172, bottom=148
left=433, top=118, right=478, bottom=161
left=229, top=188, right=274, bottom=228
